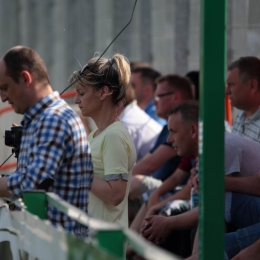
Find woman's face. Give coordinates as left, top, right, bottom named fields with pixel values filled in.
left=74, top=84, right=100, bottom=117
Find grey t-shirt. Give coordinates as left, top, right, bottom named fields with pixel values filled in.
left=225, top=132, right=260, bottom=222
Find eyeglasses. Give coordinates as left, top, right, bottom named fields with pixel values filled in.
left=154, top=92, right=175, bottom=100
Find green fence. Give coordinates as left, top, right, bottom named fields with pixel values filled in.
left=0, top=193, right=180, bottom=259
left=199, top=0, right=226, bottom=259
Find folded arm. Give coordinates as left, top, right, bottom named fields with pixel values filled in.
left=147, top=183, right=191, bottom=216
left=148, top=168, right=189, bottom=208
left=141, top=207, right=198, bottom=244
left=132, top=144, right=176, bottom=176
left=225, top=174, right=260, bottom=196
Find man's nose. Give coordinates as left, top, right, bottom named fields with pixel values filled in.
left=225, top=85, right=230, bottom=94
left=0, top=91, right=7, bottom=102
left=166, top=134, right=172, bottom=144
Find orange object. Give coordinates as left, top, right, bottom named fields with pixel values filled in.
left=60, top=90, right=76, bottom=99
left=0, top=162, right=17, bottom=171
left=225, top=94, right=232, bottom=126
left=0, top=105, right=13, bottom=116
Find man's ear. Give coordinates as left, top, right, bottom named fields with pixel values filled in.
left=20, top=71, right=32, bottom=86
left=190, top=123, right=198, bottom=138
left=249, top=79, right=259, bottom=93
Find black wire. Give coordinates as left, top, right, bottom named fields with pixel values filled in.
left=0, top=146, right=19, bottom=169
left=0, top=0, right=138, bottom=169
left=60, top=0, right=138, bottom=95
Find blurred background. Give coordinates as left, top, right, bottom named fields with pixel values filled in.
left=0, top=0, right=260, bottom=92
left=0, top=0, right=260, bottom=171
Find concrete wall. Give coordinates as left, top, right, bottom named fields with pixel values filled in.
left=1, top=0, right=260, bottom=166
left=1, top=0, right=259, bottom=89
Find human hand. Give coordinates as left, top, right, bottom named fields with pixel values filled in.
left=140, top=215, right=172, bottom=245
left=140, top=206, right=158, bottom=231
left=190, top=167, right=198, bottom=178
left=145, top=205, right=160, bottom=218
left=3, top=124, right=19, bottom=139
left=191, top=173, right=199, bottom=193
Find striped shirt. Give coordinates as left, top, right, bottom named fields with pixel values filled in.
left=232, top=109, right=260, bottom=143
left=7, top=92, right=93, bottom=238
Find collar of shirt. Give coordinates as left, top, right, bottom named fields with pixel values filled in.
left=239, top=108, right=260, bottom=124
left=21, top=91, right=60, bottom=127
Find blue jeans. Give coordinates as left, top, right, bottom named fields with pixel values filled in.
left=225, top=223, right=260, bottom=259
left=229, top=192, right=260, bottom=230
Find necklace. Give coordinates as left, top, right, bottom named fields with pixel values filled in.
left=95, top=117, right=119, bottom=137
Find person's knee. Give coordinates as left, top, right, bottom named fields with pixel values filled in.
left=129, top=175, right=143, bottom=200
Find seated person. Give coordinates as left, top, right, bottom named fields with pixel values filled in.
left=130, top=67, right=166, bottom=125
left=130, top=156, right=195, bottom=234
left=140, top=101, right=260, bottom=256
left=129, top=75, right=194, bottom=201
left=190, top=171, right=260, bottom=260
left=118, top=86, right=162, bottom=161
left=224, top=224, right=260, bottom=260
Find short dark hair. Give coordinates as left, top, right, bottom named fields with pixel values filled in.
left=130, top=61, right=151, bottom=71
left=131, top=67, right=161, bottom=92
left=169, top=100, right=198, bottom=124
left=186, top=71, right=199, bottom=100
left=3, top=46, right=50, bottom=85
left=157, top=74, right=193, bottom=100
left=228, top=57, right=260, bottom=88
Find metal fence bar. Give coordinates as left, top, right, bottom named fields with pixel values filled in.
left=23, top=190, right=47, bottom=220
left=199, top=0, right=226, bottom=259
left=23, top=191, right=184, bottom=259
left=124, top=229, right=182, bottom=260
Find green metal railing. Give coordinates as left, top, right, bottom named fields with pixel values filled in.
left=6, top=1, right=228, bottom=258
left=23, top=191, right=182, bottom=260
left=199, top=0, right=226, bottom=259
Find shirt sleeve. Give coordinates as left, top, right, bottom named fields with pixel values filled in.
left=225, top=143, right=241, bottom=175
left=178, top=156, right=193, bottom=172
left=150, top=125, right=172, bottom=153
left=7, top=114, right=69, bottom=197
left=102, top=129, right=131, bottom=178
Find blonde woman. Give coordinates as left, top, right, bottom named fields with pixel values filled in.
left=70, top=54, right=136, bottom=228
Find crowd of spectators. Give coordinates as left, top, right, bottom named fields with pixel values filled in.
left=1, top=45, right=260, bottom=259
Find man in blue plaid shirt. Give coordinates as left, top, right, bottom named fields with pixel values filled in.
left=0, top=46, right=93, bottom=238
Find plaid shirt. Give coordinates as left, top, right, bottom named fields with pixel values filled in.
left=7, top=92, right=93, bottom=238
left=232, top=109, right=260, bottom=143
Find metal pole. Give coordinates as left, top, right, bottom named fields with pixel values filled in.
left=23, top=191, right=47, bottom=220
left=199, top=0, right=226, bottom=259
left=96, top=230, right=125, bottom=259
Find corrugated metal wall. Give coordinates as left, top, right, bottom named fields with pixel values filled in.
left=0, top=0, right=260, bottom=92
left=1, top=0, right=260, bottom=167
